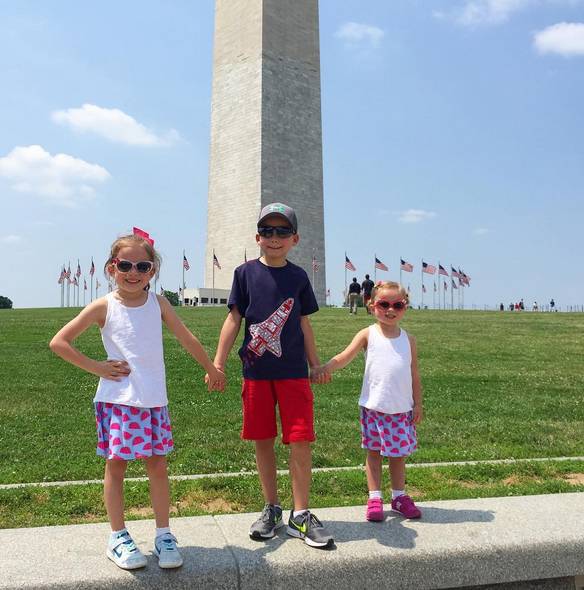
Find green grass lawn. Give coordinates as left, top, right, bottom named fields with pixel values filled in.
left=1, top=306, right=583, bottom=527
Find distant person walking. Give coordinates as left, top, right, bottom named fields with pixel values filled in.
left=319, top=281, right=423, bottom=522
left=550, top=298, right=555, bottom=311
left=362, top=274, right=374, bottom=314
left=348, top=277, right=362, bottom=315
left=500, top=303, right=504, bottom=311
left=533, top=301, right=538, bottom=312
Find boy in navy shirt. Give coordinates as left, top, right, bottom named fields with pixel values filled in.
left=211, top=202, right=334, bottom=549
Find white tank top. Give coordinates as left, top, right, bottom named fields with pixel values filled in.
left=93, top=291, right=168, bottom=408
left=358, top=325, right=413, bottom=414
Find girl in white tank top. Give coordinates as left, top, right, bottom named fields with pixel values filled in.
left=320, top=281, right=424, bottom=522
left=50, top=230, right=225, bottom=571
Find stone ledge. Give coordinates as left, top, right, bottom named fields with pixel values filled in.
left=1, top=493, right=583, bottom=589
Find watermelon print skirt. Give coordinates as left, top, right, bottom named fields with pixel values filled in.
left=359, top=406, right=417, bottom=458
left=94, top=402, right=174, bottom=460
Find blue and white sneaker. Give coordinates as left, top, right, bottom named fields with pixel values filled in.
left=154, top=532, right=183, bottom=569
left=106, top=530, right=147, bottom=570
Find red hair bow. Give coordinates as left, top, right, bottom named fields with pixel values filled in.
left=133, top=227, right=154, bottom=246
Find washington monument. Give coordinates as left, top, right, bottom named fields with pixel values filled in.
left=204, top=0, right=326, bottom=304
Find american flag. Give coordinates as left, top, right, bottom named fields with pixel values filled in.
left=400, top=259, right=413, bottom=272
left=58, top=268, right=65, bottom=284
left=438, top=264, right=448, bottom=276
left=312, top=254, right=319, bottom=272
left=444, top=280, right=448, bottom=291
left=422, top=284, right=427, bottom=293
left=375, top=257, right=388, bottom=271
left=76, top=261, right=81, bottom=278
left=65, top=264, right=71, bottom=279
left=213, top=253, right=221, bottom=269
left=422, top=261, right=436, bottom=274
left=72, top=277, right=78, bottom=287
left=451, top=279, right=458, bottom=289
left=451, top=267, right=460, bottom=278
left=90, top=259, right=95, bottom=276
left=183, top=255, right=190, bottom=270
left=345, top=255, right=356, bottom=271
left=326, top=289, right=330, bottom=297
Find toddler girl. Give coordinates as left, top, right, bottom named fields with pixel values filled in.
left=322, top=281, right=423, bottom=521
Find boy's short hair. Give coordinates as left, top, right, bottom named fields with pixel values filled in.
left=257, top=202, right=298, bottom=233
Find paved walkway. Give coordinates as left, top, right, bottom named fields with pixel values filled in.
left=2, top=493, right=583, bottom=589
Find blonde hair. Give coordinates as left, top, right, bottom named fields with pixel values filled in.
left=104, top=234, right=161, bottom=279
left=368, top=281, right=409, bottom=310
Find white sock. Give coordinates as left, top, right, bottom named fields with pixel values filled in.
left=369, top=490, right=383, bottom=500
left=155, top=526, right=171, bottom=538
left=293, top=509, right=308, bottom=517
left=392, top=489, right=405, bottom=500
left=110, top=528, right=127, bottom=541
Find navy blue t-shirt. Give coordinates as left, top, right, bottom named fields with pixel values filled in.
left=228, top=259, right=319, bottom=380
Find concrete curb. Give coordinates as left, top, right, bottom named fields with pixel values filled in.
left=2, top=493, right=583, bottom=589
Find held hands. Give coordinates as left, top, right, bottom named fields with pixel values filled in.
left=205, top=365, right=226, bottom=392
left=310, top=364, right=332, bottom=385
left=95, top=359, right=131, bottom=381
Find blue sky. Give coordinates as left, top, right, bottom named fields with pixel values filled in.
left=1, top=0, right=583, bottom=310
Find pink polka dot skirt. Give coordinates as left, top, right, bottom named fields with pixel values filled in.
left=360, top=406, right=417, bottom=458
left=94, top=402, right=174, bottom=461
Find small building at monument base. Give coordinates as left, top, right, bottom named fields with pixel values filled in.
left=182, top=287, right=230, bottom=307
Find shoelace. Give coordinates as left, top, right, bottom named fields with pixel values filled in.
left=296, top=511, right=323, bottom=530
left=261, top=505, right=275, bottom=523
left=158, top=534, right=178, bottom=551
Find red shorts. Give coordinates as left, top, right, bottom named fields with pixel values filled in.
left=241, top=378, right=315, bottom=444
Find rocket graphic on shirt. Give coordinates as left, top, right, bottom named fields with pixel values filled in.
left=247, top=298, right=294, bottom=357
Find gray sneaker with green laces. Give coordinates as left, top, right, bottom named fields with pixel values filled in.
left=249, top=504, right=284, bottom=539
left=286, top=510, right=334, bottom=548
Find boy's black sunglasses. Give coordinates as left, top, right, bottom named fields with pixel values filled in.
left=257, top=226, right=296, bottom=238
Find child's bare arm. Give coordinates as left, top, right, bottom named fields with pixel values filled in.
left=158, top=295, right=225, bottom=390
left=409, top=334, right=423, bottom=424
left=300, top=316, right=329, bottom=383
left=324, top=328, right=369, bottom=373
left=49, top=299, right=129, bottom=381
left=213, top=306, right=242, bottom=372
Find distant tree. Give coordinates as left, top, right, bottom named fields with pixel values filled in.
left=0, top=296, right=13, bottom=309
left=162, top=290, right=179, bottom=306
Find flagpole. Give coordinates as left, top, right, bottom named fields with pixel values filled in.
left=90, top=258, right=94, bottom=303
left=61, top=266, right=65, bottom=308
left=212, top=249, right=216, bottom=306
left=438, top=261, right=442, bottom=310
left=433, top=281, right=436, bottom=309
left=344, top=252, right=347, bottom=308
left=182, top=249, right=185, bottom=306
left=421, top=261, right=424, bottom=309
left=400, top=256, right=402, bottom=286
left=374, top=254, right=377, bottom=282
left=450, top=265, right=454, bottom=310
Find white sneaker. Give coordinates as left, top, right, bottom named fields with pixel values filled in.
left=106, top=531, right=148, bottom=570
left=154, top=532, right=183, bottom=569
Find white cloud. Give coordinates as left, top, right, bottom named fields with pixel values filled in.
left=0, top=234, right=23, bottom=244
left=534, top=22, right=584, bottom=56
left=51, top=104, right=180, bottom=147
left=473, top=227, right=490, bottom=235
left=335, top=22, right=384, bottom=47
left=398, top=209, right=437, bottom=223
left=0, top=145, right=110, bottom=206
left=441, top=0, right=583, bottom=27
